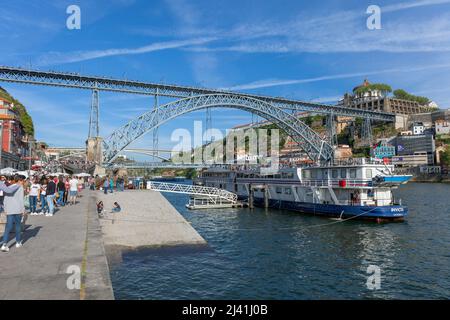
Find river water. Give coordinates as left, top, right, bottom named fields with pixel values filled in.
left=109, top=182, right=450, bottom=299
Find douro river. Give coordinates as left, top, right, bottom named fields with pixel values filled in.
left=110, top=182, right=450, bottom=299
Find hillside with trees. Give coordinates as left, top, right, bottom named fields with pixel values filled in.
left=0, top=87, right=34, bottom=136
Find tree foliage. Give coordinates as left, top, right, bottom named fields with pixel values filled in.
left=0, top=87, right=35, bottom=136
left=354, top=83, right=392, bottom=96
left=393, top=89, right=430, bottom=105
left=440, top=146, right=450, bottom=166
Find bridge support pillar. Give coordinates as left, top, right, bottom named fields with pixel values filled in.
left=86, top=137, right=103, bottom=165
left=93, top=165, right=106, bottom=176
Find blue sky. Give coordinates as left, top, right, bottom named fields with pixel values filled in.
left=1, top=0, right=450, bottom=159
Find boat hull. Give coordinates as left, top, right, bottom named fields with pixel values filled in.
left=244, top=197, right=407, bottom=222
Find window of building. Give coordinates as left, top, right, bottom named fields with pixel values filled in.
left=332, top=170, right=338, bottom=179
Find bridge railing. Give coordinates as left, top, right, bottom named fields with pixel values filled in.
left=147, top=181, right=238, bottom=203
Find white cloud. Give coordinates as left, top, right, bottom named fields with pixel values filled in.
left=37, top=37, right=217, bottom=65
left=224, top=63, right=450, bottom=91
left=175, top=0, right=450, bottom=54
left=310, top=96, right=343, bottom=103
left=383, top=0, right=450, bottom=12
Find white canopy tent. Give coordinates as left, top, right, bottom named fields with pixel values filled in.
left=77, top=173, right=91, bottom=177
left=0, top=167, right=17, bottom=175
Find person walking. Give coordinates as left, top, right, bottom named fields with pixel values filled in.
left=57, top=177, right=66, bottom=207
left=77, top=176, right=83, bottom=197
left=64, top=177, right=70, bottom=204
left=28, top=178, right=41, bottom=215
left=1, top=175, right=25, bottom=252
left=117, top=176, right=124, bottom=192
left=109, top=176, right=114, bottom=193
left=46, top=176, right=56, bottom=216
left=103, top=177, right=109, bottom=195
left=40, top=178, right=48, bottom=215
left=69, top=176, right=78, bottom=205
left=0, top=175, right=6, bottom=213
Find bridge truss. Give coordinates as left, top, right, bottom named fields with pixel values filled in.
left=0, top=66, right=397, bottom=167
left=0, top=66, right=395, bottom=121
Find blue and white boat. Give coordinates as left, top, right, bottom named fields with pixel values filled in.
left=196, top=158, right=412, bottom=222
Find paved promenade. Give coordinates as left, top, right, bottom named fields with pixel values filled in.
left=97, top=190, right=207, bottom=249
left=0, top=191, right=114, bottom=300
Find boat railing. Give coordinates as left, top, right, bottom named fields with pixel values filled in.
left=300, top=179, right=373, bottom=187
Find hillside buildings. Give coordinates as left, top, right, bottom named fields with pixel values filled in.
left=0, top=97, right=30, bottom=169
left=338, top=79, right=433, bottom=115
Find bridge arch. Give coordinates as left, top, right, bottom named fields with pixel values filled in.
left=103, top=94, right=334, bottom=163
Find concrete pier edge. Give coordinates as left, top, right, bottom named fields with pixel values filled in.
left=83, top=193, right=115, bottom=300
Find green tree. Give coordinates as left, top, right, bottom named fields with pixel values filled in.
left=393, top=89, right=430, bottom=105
left=355, top=83, right=392, bottom=96
left=0, top=87, right=35, bottom=136
left=440, top=146, right=450, bottom=166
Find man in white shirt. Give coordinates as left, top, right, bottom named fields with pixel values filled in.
left=69, top=176, right=79, bottom=205
left=28, top=178, right=41, bottom=215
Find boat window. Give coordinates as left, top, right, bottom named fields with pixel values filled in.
left=366, top=169, right=373, bottom=178
left=274, top=174, right=281, bottom=179
left=282, top=173, right=288, bottom=179
left=350, top=169, right=357, bottom=178
left=276, top=187, right=282, bottom=194
left=302, top=170, right=310, bottom=179
left=284, top=188, right=292, bottom=194
left=311, top=170, right=317, bottom=179
left=287, top=173, right=294, bottom=179
left=340, top=169, right=346, bottom=178
left=332, top=170, right=338, bottom=179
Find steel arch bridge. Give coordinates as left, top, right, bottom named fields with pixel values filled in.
left=0, top=66, right=397, bottom=169
left=103, top=93, right=335, bottom=164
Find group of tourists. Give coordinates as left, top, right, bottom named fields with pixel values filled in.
left=101, top=175, right=125, bottom=194
left=26, top=175, right=84, bottom=216
left=0, top=174, right=85, bottom=253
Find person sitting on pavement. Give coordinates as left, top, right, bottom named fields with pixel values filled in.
left=97, top=201, right=104, bottom=214
left=112, top=202, right=121, bottom=213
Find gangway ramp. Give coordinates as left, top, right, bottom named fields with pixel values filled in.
left=147, top=181, right=241, bottom=209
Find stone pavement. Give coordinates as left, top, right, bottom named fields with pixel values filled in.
left=97, top=190, right=207, bottom=249
left=0, top=190, right=114, bottom=300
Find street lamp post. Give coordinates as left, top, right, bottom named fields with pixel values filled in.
left=28, top=137, right=35, bottom=178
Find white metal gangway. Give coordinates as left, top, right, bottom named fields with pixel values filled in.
left=147, top=181, right=238, bottom=204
